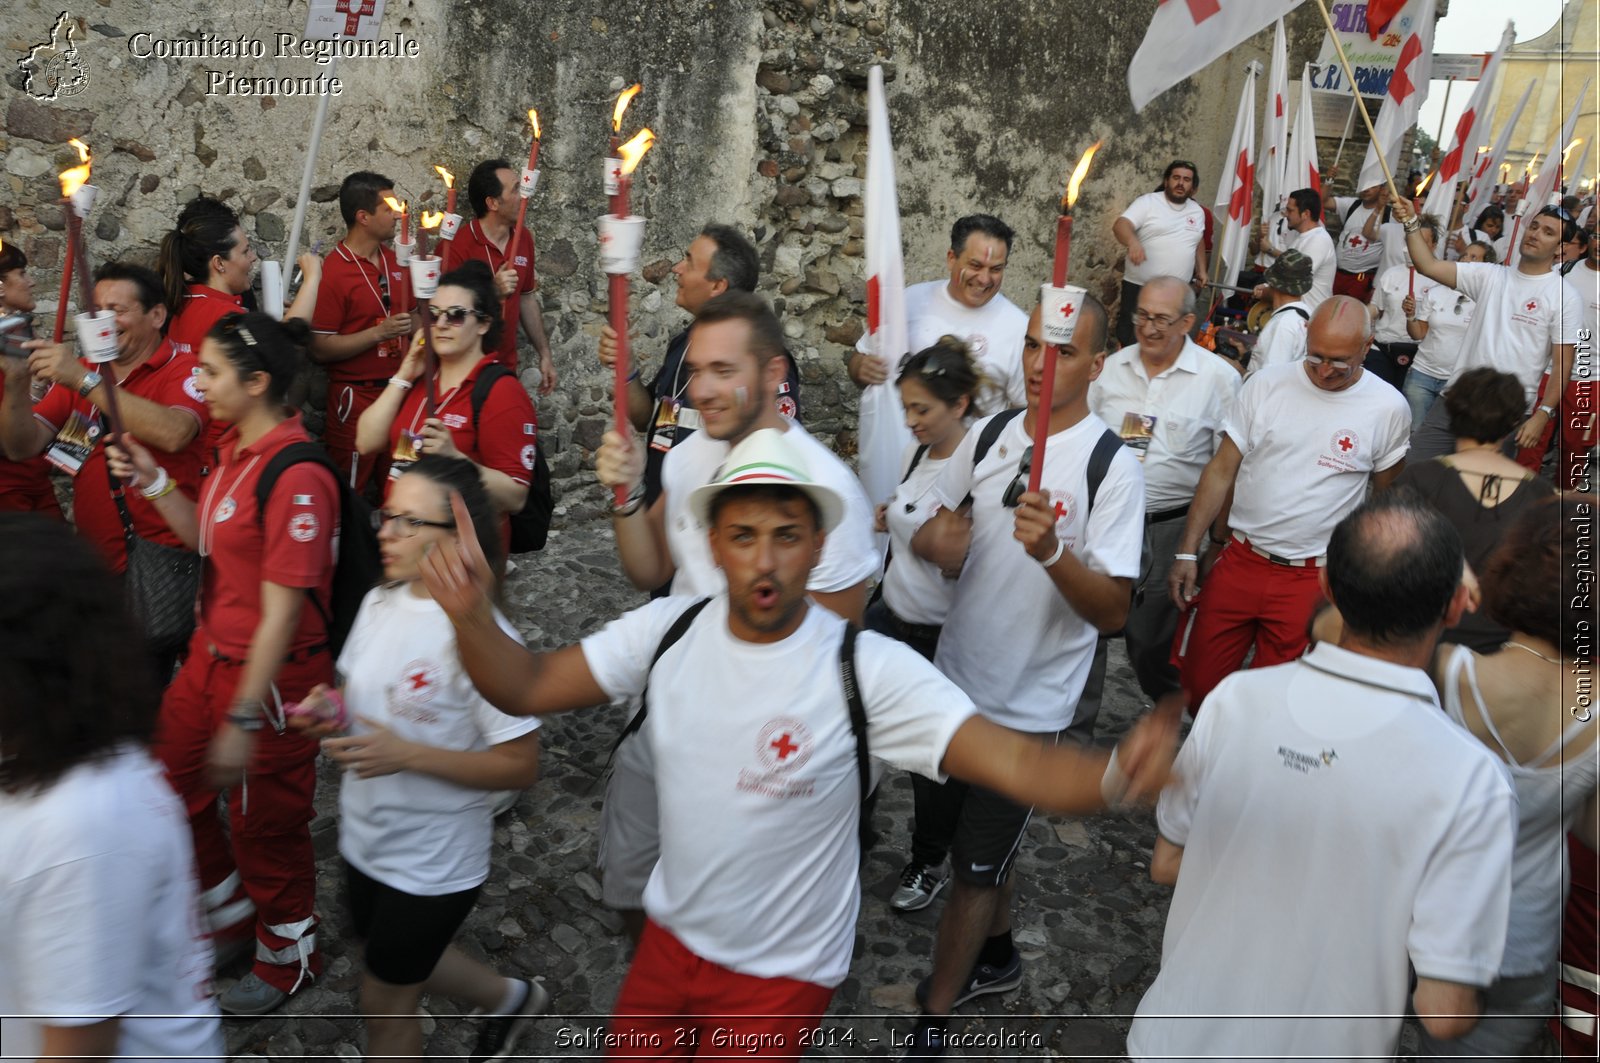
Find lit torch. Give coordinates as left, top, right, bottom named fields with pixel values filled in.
left=53, top=139, right=94, bottom=344
left=605, top=83, right=642, bottom=196
left=435, top=166, right=462, bottom=243
left=384, top=195, right=409, bottom=244
left=513, top=108, right=542, bottom=246
left=415, top=211, right=446, bottom=412
left=604, top=125, right=656, bottom=504
left=1028, top=140, right=1101, bottom=494
left=57, top=139, right=125, bottom=444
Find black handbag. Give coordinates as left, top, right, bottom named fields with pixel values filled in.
left=108, top=463, right=200, bottom=654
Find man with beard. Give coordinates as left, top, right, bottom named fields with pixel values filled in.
left=848, top=214, right=1028, bottom=415
left=591, top=291, right=878, bottom=943
left=1113, top=161, right=1209, bottom=346
left=1257, top=188, right=1336, bottom=311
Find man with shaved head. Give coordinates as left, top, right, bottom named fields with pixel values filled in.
left=1166, top=296, right=1411, bottom=710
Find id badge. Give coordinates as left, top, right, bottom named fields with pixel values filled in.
left=44, top=408, right=102, bottom=476
left=649, top=400, right=680, bottom=453
left=1118, top=412, right=1158, bottom=462
left=676, top=407, right=702, bottom=431
left=388, top=429, right=421, bottom=480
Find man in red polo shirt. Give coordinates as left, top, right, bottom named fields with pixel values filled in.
left=310, top=171, right=412, bottom=492
left=441, top=159, right=556, bottom=390
left=0, top=262, right=208, bottom=574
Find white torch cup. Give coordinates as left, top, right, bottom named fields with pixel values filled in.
left=259, top=260, right=284, bottom=320
left=439, top=213, right=463, bottom=241
left=394, top=239, right=415, bottom=266
left=409, top=255, right=442, bottom=299
left=70, top=183, right=99, bottom=217
left=74, top=310, right=119, bottom=364
left=598, top=215, right=646, bottom=275
left=519, top=167, right=540, bottom=198
left=1039, top=283, right=1088, bottom=347
left=603, top=157, right=622, bottom=196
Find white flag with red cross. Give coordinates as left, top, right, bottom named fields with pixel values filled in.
left=1356, top=0, right=1437, bottom=193
left=1128, top=0, right=1303, bottom=113
left=1285, top=63, right=1322, bottom=197
left=1463, top=79, right=1535, bottom=232
left=1256, top=19, right=1290, bottom=266
left=1213, top=64, right=1258, bottom=290
left=858, top=65, right=913, bottom=534
left=1421, top=22, right=1514, bottom=225
left=1510, top=78, right=1591, bottom=267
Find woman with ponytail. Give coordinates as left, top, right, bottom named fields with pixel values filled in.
left=108, top=311, right=339, bottom=1016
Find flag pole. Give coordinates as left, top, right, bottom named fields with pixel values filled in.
left=1312, top=0, right=1403, bottom=202
left=1332, top=94, right=1359, bottom=168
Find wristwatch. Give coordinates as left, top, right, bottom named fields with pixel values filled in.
left=77, top=370, right=102, bottom=397
left=1537, top=404, right=1556, bottom=418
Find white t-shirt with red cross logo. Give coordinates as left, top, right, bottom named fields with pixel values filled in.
left=1119, top=191, right=1206, bottom=288
left=581, top=595, right=975, bottom=986
left=1226, top=363, right=1410, bottom=559
left=336, top=586, right=540, bottom=896
left=1450, top=261, right=1583, bottom=406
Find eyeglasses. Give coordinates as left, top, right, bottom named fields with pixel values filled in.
left=377, top=509, right=456, bottom=537
left=1001, top=445, right=1034, bottom=508
left=428, top=305, right=487, bottom=325
left=1304, top=353, right=1357, bottom=374
left=1133, top=310, right=1189, bottom=330
left=1453, top=294, right=1468, bottom=315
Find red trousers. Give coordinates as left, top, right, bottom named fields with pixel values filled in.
left=1332, top=268, right=1375, bottom=303
left=1516, top=376, right=1597, bottom=490
left=1175, top=541, right=1325, bottom=712
left=156, top=631, right=331, bottom=993
left=1553, top=833, right=1599, bottom=1057
left=322, top=381, right=388, bottom=493
left=608, top=919, right=835, bottom=1060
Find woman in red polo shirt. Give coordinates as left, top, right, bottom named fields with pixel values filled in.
left=109, top=312, right=338, bottom=1017
left=355, top=261, right=537, bottom=519
left=0, top=241, right=59, bottom=516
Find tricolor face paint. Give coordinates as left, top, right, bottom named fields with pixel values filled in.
left=946, top=232, right=1009, bottom=311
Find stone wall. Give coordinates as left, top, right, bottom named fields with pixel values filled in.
left=4, top=0, right=1322, bottom=523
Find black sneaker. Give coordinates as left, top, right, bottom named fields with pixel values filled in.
left=469, top=978, right=548, bottom=1063
left=900, top=1021, right=948, bottom=1060
left=889, top=860, right=950, bottom=912
left=914, top=949, right=1023, bottom=1010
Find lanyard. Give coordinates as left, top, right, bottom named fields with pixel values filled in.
left=405, top=381, right=466, bottom=434
left=335, top=242, right=390, bottom=318
left=198, top=454, right=263, bottom=558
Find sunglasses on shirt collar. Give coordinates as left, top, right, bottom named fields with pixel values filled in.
left=1001, top=445, right=1034, bottom=508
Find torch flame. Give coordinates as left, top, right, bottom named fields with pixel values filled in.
left=1526, top=152, right=1540, bottom=176
left=420, top=211, right=446, bottom=229
left=611, top=83, right=642, bottom=133
left=528, top=107, right=541, bottom=140
left=1063, top=139, right=1103, bottom=210
left=1416, top=170, right=1435, bottom=194
left=617, top=128, right=656, bottom=176
left=434, top=165, right=454, bottom=189
left=1564, top=138, right=1583, bottom=164
left=383, top=195, right=407, bottom=215
left=59, top=138, right=92, bottom=199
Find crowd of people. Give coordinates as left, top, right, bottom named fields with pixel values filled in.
left=0, top=142, right=1592, bottom=1063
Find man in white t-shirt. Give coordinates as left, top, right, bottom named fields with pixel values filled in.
left=910, top=296, right=1146, bottom=1042
left=1368, top=225, right=1440, bottom=390
left=418, top=430, right=1177, bottom=1061
left=1089, top=276, right=1240, bottom=708
left=1397, top=198, right=1581, bottom=463
left=1324, top=177, right=1389, bottom=302
left=848, top=214, right=1028, bottom=414
left=1247, top=249, right=1314, bottom=378
left=1259, top=188, right=1335, bottom=311
left=1113, top=160, right=1208, bottom=346
left=1516, top=210, right=1597, bottom=489
left=594, top=291, right=878, bottom=940
left=1168, top=297, right=1411, bottom=711
left=1128, top=493, right=1516, bottom=1060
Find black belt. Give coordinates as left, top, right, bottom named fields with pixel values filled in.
left=337, top=378, right=392, bottom=389
left=1336, top=268, right=1373, bottom=280
left=883, top=605, right=942, bottom=647
left=207, top=641, right=330, bottom=665
left=1147, top=503, right=1191, bottom=525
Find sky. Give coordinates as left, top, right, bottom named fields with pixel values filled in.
left=1415, top=0, right=1567, bottom=145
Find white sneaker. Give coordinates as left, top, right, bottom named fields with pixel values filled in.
left=889, top=860, right=950, bottom=912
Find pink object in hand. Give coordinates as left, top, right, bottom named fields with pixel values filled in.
left=284, top=689, right=348, bottom=729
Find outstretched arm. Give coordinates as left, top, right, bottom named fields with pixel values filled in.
left=1393, top=200, right=1457, bottom=289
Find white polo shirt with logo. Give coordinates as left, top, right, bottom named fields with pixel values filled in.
left=1128, top=643, right=1515, bottom=1061
left=856, top=280, right=1028, bottom=414
left=1226, top=363, right=1410, bottom=560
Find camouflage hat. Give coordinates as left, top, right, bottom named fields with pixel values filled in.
left=1263, top=248, right=1314, bottom=297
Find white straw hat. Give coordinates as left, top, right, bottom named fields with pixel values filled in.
left=687, top=428, right=845, bottom=533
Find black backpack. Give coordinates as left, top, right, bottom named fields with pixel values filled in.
left=616, top=598, right=877, bottom=855
left=470, top=363, right=554, bottom=553
left=254, top=442, right=382, bottom=658
left=966, top=408, right=1125, bottom=516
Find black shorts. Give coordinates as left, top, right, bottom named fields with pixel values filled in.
left=949, top=731, right=1059, bottom=887
left=344, top=861, right=482, bottom=986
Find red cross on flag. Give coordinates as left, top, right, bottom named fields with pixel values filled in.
left=1256, top=19, right=1291, bottom=268
left=1285, top=63, right=1322, bottom=196
left=1127, top=0, right=1302, bottom=113
left=1358, top=0, right=1437, bottom=193
left=1213, top=63, right=1258, bottom=291
left=1510, top=77, right=1592, bottom=266
left=857, top=65, right=912, bottom=541
left=1463, top=79, right=1536, bottom=234
left=1422, top=22, right=1513, bottom=225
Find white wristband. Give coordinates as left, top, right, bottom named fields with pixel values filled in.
left=1101, top=747, right=1132, bottom=808
left=1173, top=552, right=1200, bottom=562
left=1040, top=539, right=1066, bottom=568
left=138, top=467, right=171, bottom=500
left=388, top=376, right=413, bottom=391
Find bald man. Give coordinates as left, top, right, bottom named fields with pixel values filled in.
left=1166, top=296, right=1411, bottom=710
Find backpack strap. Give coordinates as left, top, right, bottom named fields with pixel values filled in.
left=1084, top=427, right=1124, bottom=519
left=837, top=622, right=873, bottom=856
left=1273, top=304, right=1310, bottom=322
left=255, top=441, right=341, bottom=633
left=613, top=597, right=713, bottom=752
left=960, top=408, right=1024, bottom=508
left=469, top=362, right=516, bottom=434
left=868, top=444, right=932, bottom=608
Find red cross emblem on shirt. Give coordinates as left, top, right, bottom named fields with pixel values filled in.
left=1161, top=0, right=1222, bottom=23
left=334, top=0, right=377, bottom=36
left=1347, top=234, right=1367, bottom=250
left=770, top=732, right=800, bottom=760
left=1525, top=299, right=1539, bottom=312
left=407, top=670, right=431, bottom=692
left=1337, top=435, right=1355, bottom=452
left=1053, top=500, right=1069, bottom=520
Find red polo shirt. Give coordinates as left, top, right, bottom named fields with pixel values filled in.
left=0, top=375, right=58, bottom=514
left=312, top=242, right=408, bottom=384
left=169, top=283, right=243, bottom=359
left=384, top=356, right=539, bottom=493
left=441, top=219, right=537, bottom=370
left=33, top=341, right=208, bottom=572
left=197, top=413, right=338, bottom=657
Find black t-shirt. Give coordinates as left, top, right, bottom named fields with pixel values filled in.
left=641, top=328, right=803, bottom=505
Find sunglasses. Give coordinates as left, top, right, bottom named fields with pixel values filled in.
left=1001, top=445, right=1034, bottom=508
left=377, top=509, right=456, bottom=537
left=427, top=305, right=488, bottom=325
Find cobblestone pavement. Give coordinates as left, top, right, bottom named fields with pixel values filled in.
left=221, top=522, right=1173, bottom=1061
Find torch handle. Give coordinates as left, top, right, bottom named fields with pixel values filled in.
left=100, top=370, right=127, bottom=449
left=418, top=298, right=439, bottom=415
left=1027, top=347, right=1059, bottom=495
left=1052, top=215, right=1072, bottom=288
left=609, top=271, right=631, bottom=506
left=65, top=206, right=96, bottom=312
left=52, top=219, right=77, bottom=343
